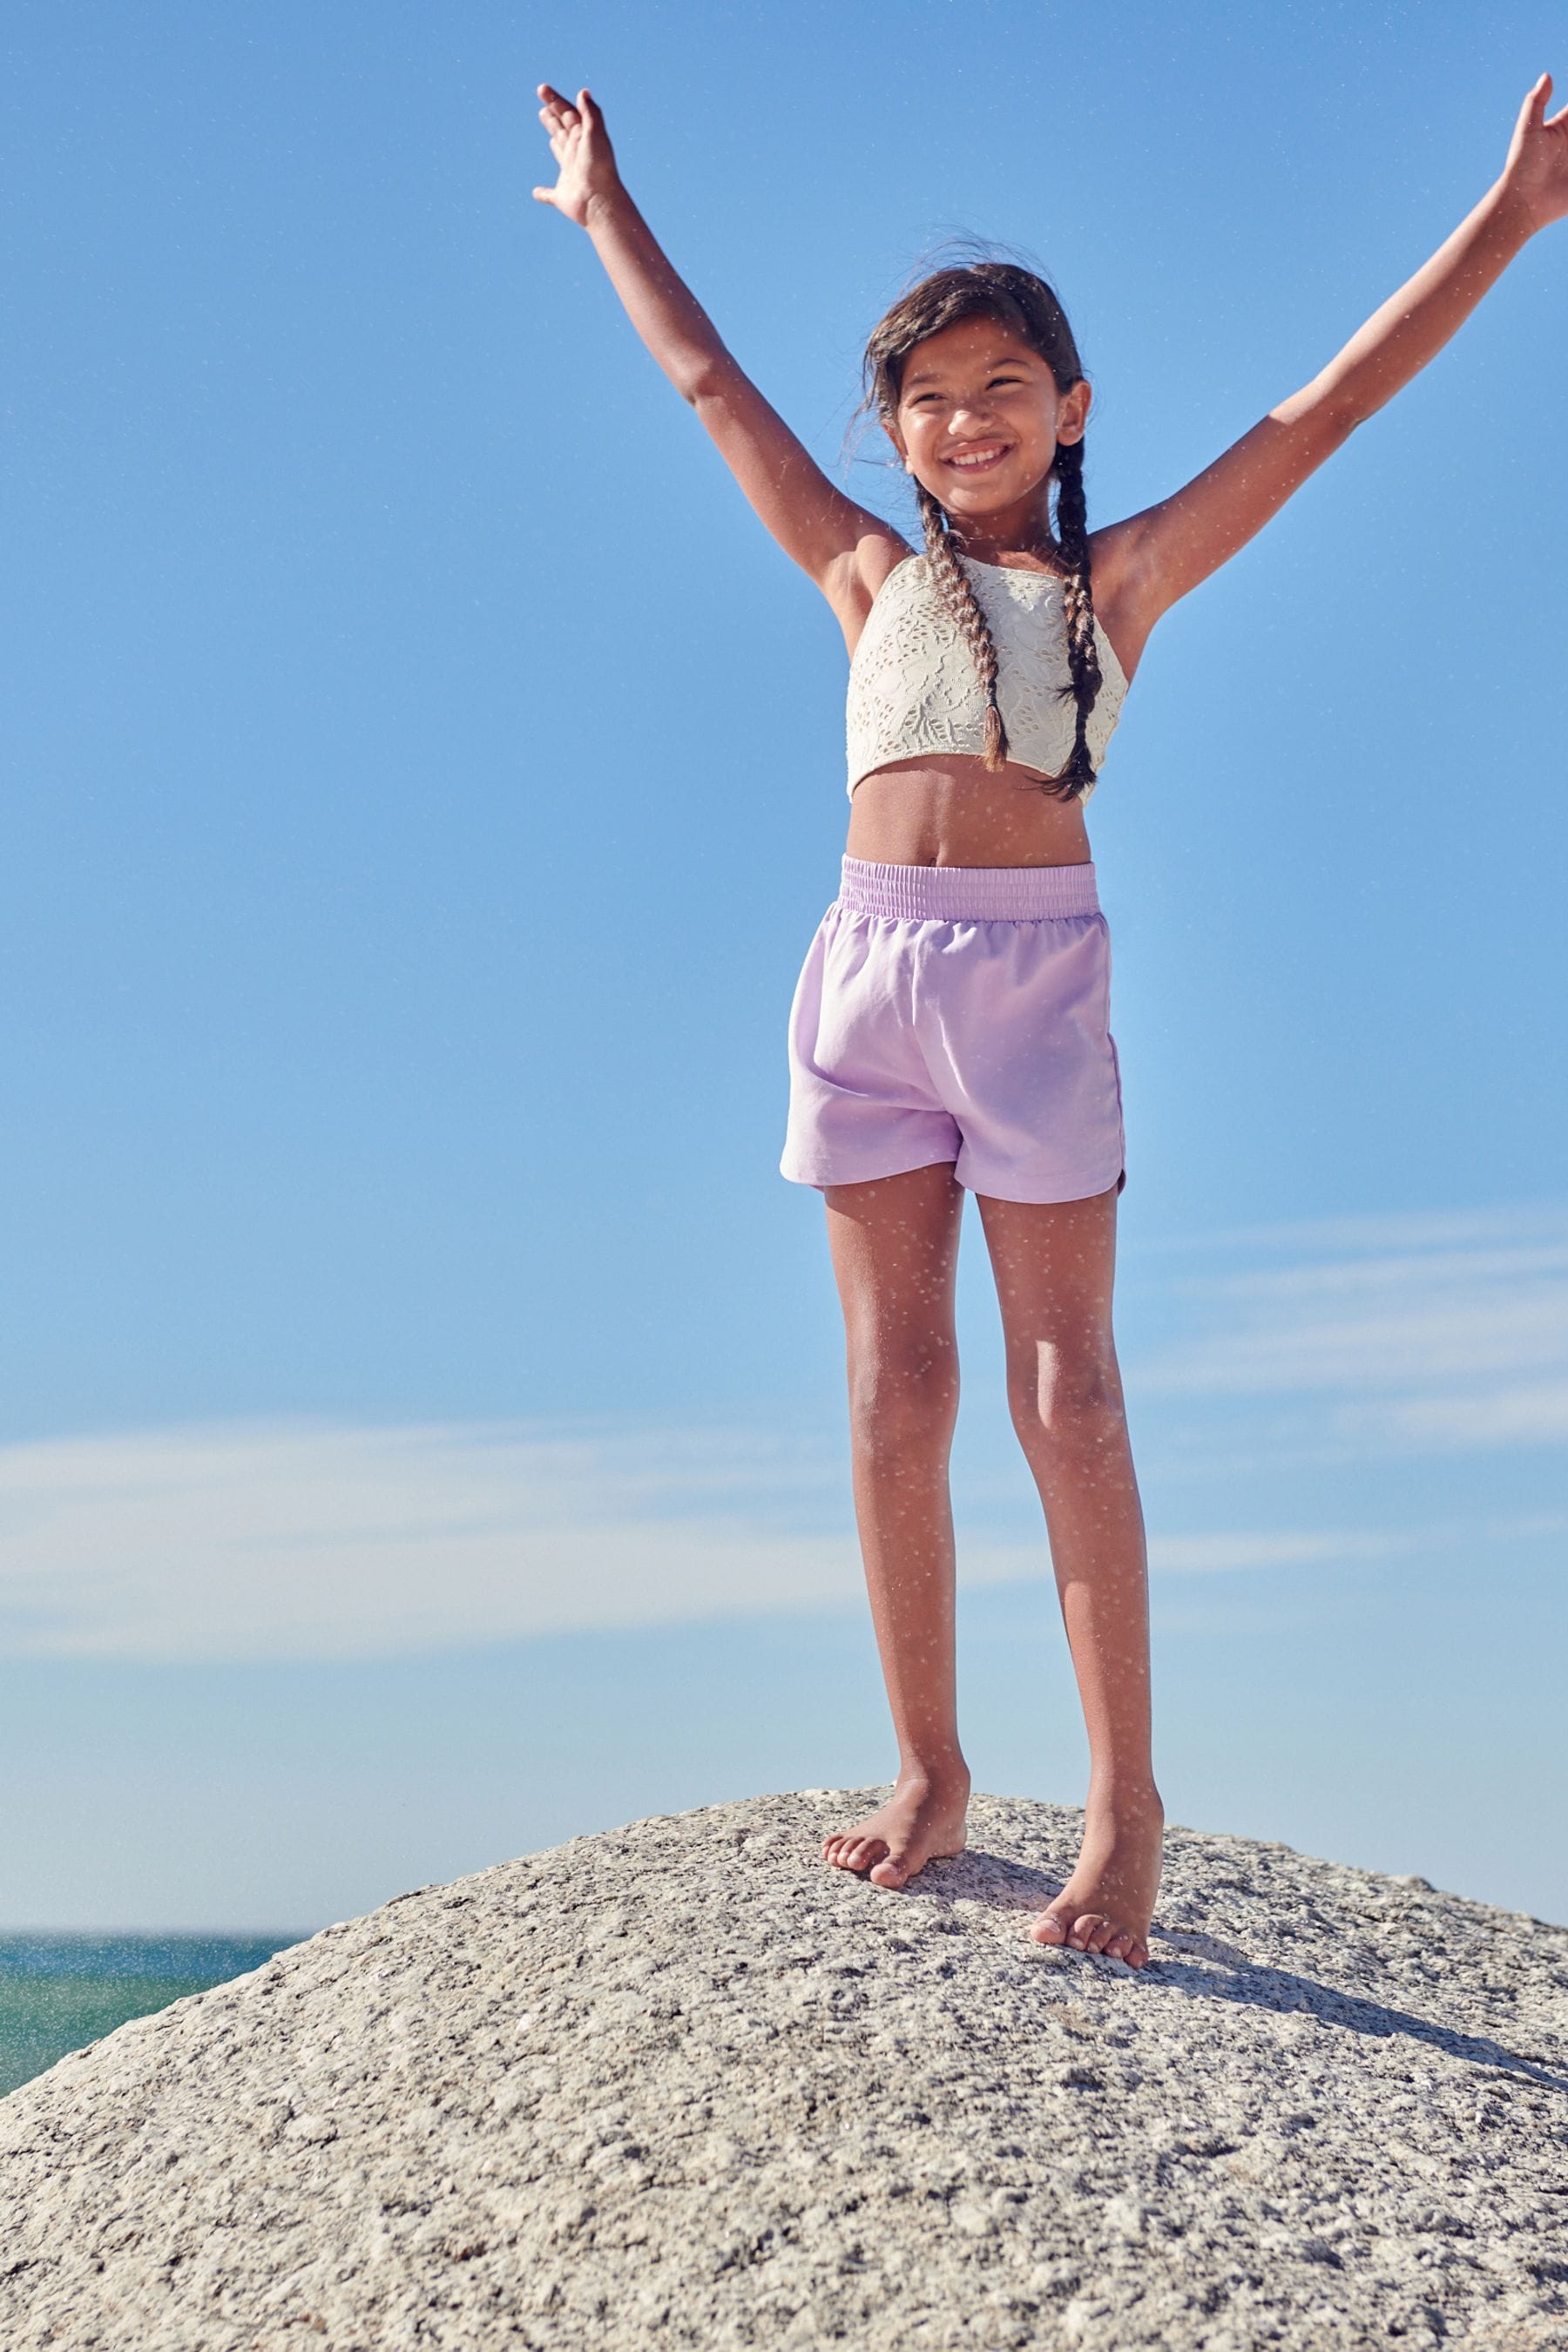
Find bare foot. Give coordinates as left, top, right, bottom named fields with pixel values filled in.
left=821, top=1769, right=970, bottom=1890
left=1031, top=1783, right=1164, bottom=1968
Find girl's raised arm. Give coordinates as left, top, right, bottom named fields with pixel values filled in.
left=1103, top=75, right=1568, bottom=664
left=534, top=85, right=904, bottom=625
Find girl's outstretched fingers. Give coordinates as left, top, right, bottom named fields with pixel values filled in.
left=532, top=82, right=619, bottom=226
left=1504, top=69, right=1568, bottom=231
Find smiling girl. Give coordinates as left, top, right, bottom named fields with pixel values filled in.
left=534, top=78, right=1567, bottom=1967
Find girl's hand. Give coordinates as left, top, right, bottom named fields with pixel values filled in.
left=1501, top=71, right=1568, bottom=233
left=533, top=84, right=622, bottom=228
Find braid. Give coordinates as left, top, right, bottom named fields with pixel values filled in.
left=858, top=258, right=1110, bottom=802
left=1048, top=438, right=1101, bottom=801
left=916, top=483, right=1010, bottom=772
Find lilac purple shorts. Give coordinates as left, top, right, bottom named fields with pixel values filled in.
left=781, top=857, right=1125, bottom=1204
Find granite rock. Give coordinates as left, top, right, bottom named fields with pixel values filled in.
left=3, top=1790, right=1567, bottom=2349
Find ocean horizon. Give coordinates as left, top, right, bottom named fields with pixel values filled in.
left=0, top=1933, right=314, bottom=2099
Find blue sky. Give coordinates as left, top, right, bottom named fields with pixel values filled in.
left=2, top=0, right=1565, bottom=1930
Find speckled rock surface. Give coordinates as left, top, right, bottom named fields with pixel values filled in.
left=3, top=1791, right=1567, bottom=2349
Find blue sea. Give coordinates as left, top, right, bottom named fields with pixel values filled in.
left=0, top=1933, right=311, bottom=2099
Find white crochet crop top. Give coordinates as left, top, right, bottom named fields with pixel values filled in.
left=844, top=551, right=1129, bottom=799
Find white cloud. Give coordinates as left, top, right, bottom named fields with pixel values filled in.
left=0, top=1416, right=1054, bottom=1664
left=5, top=1203, right=1560, bottom=1662
left=1362, top=1382, right=1568, bottom=1450
left=1145, top=1530, right=1405, bottom=1575
left=1134, top=1205, right=1568, bottom=1456
left=0, top=1414, right=1426, bottom=1664
left=1152, top=1203, right=1568, bottom=1261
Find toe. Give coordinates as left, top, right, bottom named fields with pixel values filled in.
left=1030, top=1907, right=1070, bottom=1946
left=868, top=1850, right=910, bottom=1889
left=1104, top=1930, right=1136, bottom=1963
left=1068, top=1912, right=1108, bottom=1951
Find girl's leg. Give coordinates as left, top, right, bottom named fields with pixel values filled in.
left=820, top=1160, right=971, bottom=1889
left=977, top=1182, right=1162, bottom=1968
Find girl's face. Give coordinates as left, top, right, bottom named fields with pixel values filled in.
left=887, top=314, right=1090, bottom=532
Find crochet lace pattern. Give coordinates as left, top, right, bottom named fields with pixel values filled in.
left=845, top=553, right=1129, bottom=798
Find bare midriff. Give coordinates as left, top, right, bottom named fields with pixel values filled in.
left=844, top=754, right=1092, bottom=870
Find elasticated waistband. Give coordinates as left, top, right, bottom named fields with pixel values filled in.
left=837, top=855, right=1100, bottom=923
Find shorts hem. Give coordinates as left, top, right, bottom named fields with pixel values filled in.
left=780, top=1150, right=959, bottom=1193
left=781, top=1155, right=1125, bottom=1202
left=955, top=1164, right=1126, bottom=1206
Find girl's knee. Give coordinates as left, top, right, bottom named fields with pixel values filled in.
left=1007, top=1343, right=1125, bottom=1453
left=848, top=1342, right=960, bottom=1457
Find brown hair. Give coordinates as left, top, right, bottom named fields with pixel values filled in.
left=860, top=261, right=1101, bottom=800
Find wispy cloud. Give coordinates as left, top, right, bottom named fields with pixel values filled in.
left=0, top=1416, right=1055, bottom=1663
left=0, top=1414, right=1425, bottom=1665
left=1145, top=1530, right=1406, bottom=1574
left=1134, top=1203, right=1568, bottom=1456
left=4, top=1204, right=1560, bottom=1663
left=1364, top=1383, right=1568, bottom=1450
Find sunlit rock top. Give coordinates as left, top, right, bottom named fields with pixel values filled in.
left=3, top=1791, right=1565, bottom=2349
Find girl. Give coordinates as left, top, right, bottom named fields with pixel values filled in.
left=534, top=78, right=1566, bottom=1969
